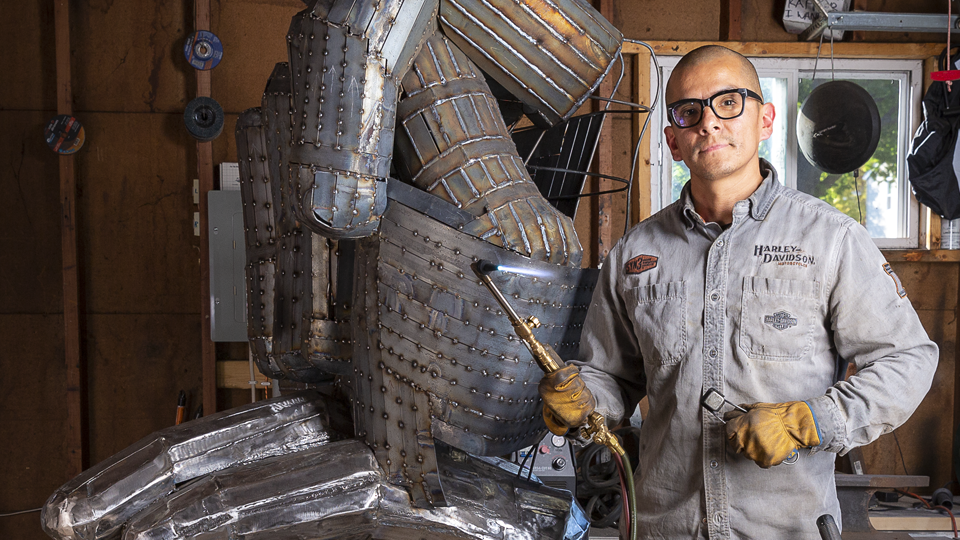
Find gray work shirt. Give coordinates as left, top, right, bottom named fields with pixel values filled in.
left=575, top=162, right=938, bottom=539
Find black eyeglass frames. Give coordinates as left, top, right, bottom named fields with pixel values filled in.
left=666, top=88, right=764, bottom=128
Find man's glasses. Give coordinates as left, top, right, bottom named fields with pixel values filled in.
left=667, top=88, right=763, bottom=129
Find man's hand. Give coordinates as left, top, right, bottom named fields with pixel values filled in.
left=725, top=401, right=821, bottom=468
left=538, top=364, right=596, bottom=436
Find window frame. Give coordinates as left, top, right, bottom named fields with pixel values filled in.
left=621, top=41, right=944, bottom=252
left=649, top=56, right=922, bottom=248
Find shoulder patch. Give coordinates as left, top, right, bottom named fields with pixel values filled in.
left=882, top=262, right=907, bottom=298
left=625, top=254, right=658, bottom=275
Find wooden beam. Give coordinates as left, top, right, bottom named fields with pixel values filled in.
left=622, top=41, right=944, bottom=59
left=592, top=0, right=614, bottom=265
left=719, top=0, right=742, bottom=42
left=631, top=49, right=652, bottom=225
left=56, top=0, right=86, bottom=478
left=195, top=0, right=217, bottom=416
left=217, top=360, right=273, bottom=390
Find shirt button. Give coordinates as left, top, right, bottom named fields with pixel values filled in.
left=710, top=460, right=719, bottom=468
left=710, top=292, right=720, bottom=302
left=702, top=518, right=707, bottom=524
left=708, top=349, right=718, bottom=358
left=716, top=239, right=725, bottom=247
left=715, top=513, right=723, bottom=524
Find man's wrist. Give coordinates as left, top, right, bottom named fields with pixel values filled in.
left=804, top=395, right=846, bottom=453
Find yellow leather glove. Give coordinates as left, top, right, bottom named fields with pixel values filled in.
left=538, top=364, right=596, bottom=436
left=724, top=401, right=821, bottom=468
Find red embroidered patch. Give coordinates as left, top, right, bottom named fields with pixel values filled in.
left=625, top=254, right=658, bottom=275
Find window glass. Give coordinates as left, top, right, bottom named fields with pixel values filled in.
left=796, top=77, right=902, bottom=238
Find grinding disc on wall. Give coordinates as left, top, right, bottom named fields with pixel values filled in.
left=44, top=115, right=85, bottom=154
left=797, top=80, right=881, bottom=175
left=184, top=97, right=224, bottom=142
left=183, top=30, right=223, bottom=71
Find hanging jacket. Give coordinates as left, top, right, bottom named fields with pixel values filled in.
left=907, top=57, right=960, bottom=220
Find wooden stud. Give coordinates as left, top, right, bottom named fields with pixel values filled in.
left=195, top=0, right=217, bottom=416
left=631, top=49, right=653, bottom=226
left=719, top=0, right=742, bottom=42
left=593, top=0, right=614, bottom=265
left=56, top=0, right=86, bottom=478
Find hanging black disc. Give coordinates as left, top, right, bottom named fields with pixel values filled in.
left=797, top=80, right=881, bottom=175
left=183, top=96, right=224, bottom=142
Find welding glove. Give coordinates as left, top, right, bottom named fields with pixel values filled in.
left=724, top=401, right=821, bottom=468
left=538, top=364, right=596, bottom=436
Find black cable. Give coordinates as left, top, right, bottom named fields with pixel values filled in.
left=892, top=431, right=910, bottom=476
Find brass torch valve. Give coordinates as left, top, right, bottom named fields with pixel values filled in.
left=472, top=260, right=625, bottom=457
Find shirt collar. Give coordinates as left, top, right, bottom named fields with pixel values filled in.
left=679, top=158, right=781, bottom=229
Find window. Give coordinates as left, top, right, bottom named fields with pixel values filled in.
left=650, top=57, right=923, bottom=248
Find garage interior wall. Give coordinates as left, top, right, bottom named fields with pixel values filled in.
left=0, top=1, right=952, bottom=538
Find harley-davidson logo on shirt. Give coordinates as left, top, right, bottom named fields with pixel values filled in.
left=754, top=245, right=816, bottom=267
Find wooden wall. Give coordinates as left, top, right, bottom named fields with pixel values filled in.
left=0, top=1, right=953, bottom=539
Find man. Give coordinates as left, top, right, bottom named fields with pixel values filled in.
left=539, top=45, right=938, bottom=539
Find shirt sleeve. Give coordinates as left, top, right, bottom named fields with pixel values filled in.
left=806, top=222, right=939, bottom=454
left=570, top=244, right=647, bottom=425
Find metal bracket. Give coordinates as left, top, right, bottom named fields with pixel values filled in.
left=801, top=1, right=959, bottom=41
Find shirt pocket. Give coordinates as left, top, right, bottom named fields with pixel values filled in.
left=739, top=277, right=820, bottom=361
left=623, top=281, right=686, bottom=365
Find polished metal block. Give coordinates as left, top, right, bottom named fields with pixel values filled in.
left=121, top=440, right=586, bottom=540
left=42, top=392, right=349, bottom=540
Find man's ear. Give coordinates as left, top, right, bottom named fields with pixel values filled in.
left=664, top=125, right=684, bottom=162
left=758, top=102, right=776, bottom=142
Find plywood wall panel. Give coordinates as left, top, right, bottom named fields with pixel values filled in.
left=75, top=112, right=199, bottom=314
left=860, top=308, right=955, bottom=490
left=214, top=113, right=240, bottom=169
left=0, top=111, right=64, bottom=314
left=614, top=0, right=719, bottom=42
left=0, top=2, right=56, bottom=111
left=742, top=0, right=795, bottom=42
left=86, top=313, right=202, bottom=464
left=890, top=261, right=957, bottom=311
left=0, top=314, right=67, bottom=540
left=210, top=1, right=303, bottom=114
left=71, top=0, right=190, bottom=113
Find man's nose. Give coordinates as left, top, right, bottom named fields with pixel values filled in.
left=699, top=105, right=723, bottom=132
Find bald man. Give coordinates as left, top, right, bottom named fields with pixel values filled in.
left=539, top=45, right=937, bottom=538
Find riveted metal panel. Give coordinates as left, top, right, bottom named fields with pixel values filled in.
left=395, top=32, right=582, bottom=266
left=439, top=0, right=622, bottom=126
left=348, top=198, right=596, bottom=482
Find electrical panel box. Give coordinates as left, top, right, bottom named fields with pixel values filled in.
left=208, top=190, right=247, bottom=342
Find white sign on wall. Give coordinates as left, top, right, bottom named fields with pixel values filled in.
left=782, top=0, right=851, bottom=39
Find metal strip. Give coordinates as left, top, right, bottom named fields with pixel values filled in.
left=385, top=178, right=475, bottom=228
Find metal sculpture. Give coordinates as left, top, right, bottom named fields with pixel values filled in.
left=43, top=0, right=628, bottom=538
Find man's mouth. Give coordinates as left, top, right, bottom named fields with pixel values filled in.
left=698, top=141, right=733, bottom=154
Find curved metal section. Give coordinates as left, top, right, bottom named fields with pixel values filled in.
left=285, top=0, right=439, bottom=237
left=236, top=108, right=284, bottom=379
left=122, top=440, right=586, bottom=540
left=234, top=68, right=354, bottom=384
left=347, top=192, right=598, bottom=506
left=42, top=392, right=350, bottom=540
left=394, top=31, right=582, bottom=266
left=439, top=0, right=622, bottom=126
